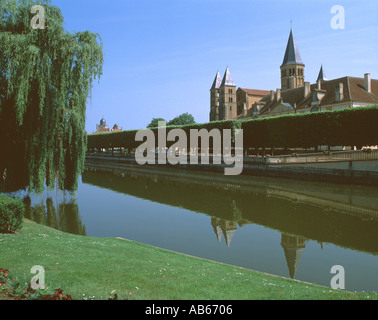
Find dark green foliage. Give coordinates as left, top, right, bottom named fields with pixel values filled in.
left=0, top=0, right=103, bottom=193
left=88, top=106, right=378, bottom=152
left=87, top=129, right=140, bottom=150
left=0, top=194, right=25, bottom=233
left=88, top=120, right=242, bottom=150
left=147, top=118, right=166, bottom=128
left=167, top=112, right=196, bottom=126
left=241, top=106, right=378, bottom=149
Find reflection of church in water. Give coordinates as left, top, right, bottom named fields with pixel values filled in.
left=211, top=217, right=307, bottom=279
left=211, top=218, right=238, bottom=248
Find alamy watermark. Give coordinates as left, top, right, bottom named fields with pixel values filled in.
left=330, top=5, right=345, bottom=30
left=330, top=265, right=345, bottom=290
left=30, top=5, right=45, bottom=30
left=135, top=121, right=244, bottom=176
left=30, top=265, right=45, bottom=290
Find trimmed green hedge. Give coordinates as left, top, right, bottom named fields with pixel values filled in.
left=87, top=106, right=378, bottom=151
left=87, top=120, right=242, bottom=151
left=242, top=106, right=378, bottom=149
left=0, top=195, right=25, bottom=234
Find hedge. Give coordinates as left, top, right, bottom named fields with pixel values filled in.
left=0, top=195, right=25, bottom=234
left=241, top=106, right=378, bottom=149
left=87, top=106, right=378, bottom=151
left=87, top=120, right=242, bottom=151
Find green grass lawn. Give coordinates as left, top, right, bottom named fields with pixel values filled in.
left=0, top=219, right=376, bottom=300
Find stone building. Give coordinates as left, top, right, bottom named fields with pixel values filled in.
left=210, top=28, right=378, bottom=121
left=236, top=88, right=271, bottom=117
left=96, top=118, right=110, bottom=133
left=95, top=118, right=122, bottom=133
left=250, top=73, right=378, bottom=119
left=209, top=68, right=237, bottom=121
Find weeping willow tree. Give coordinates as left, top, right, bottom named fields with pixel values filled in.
left=0, top=0, right=104, bottom=193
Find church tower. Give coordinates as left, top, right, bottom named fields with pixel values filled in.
left=280, top=28, right=305, bottom=91
left=210, top=71, right=222, bottom=121
left=219, top=67, right=237, bottom=120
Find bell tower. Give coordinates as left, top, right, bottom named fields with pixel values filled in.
left=280, top=28, right=305, bottom=90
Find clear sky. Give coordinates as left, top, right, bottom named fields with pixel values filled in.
left=50, top=0, right=378, bottom=132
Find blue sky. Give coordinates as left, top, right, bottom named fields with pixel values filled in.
left=50, top=0, right=378, bottom=132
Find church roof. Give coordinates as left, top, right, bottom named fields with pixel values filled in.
left=238, top=88, right=271, bottom=96
left=220, top=67, right=236, bottom=87
left=254, top=76, right=378, bottom=117
left=281, top=29, right=304, bottom=67
left=211, top=218, right=223, bottom=243
left=210, top=71, right=222, bottom=90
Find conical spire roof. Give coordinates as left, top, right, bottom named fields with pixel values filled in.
left=283, top=247, right=303, bottom=279
left=210, top=71, right=222, bottom=90
left=220, top=67, right=236, bottom=87
left=281, top=29, right=304, bottom=67
left=317, top=65, right=328, bottom=82
left=211, top=218, right=223, bottom=243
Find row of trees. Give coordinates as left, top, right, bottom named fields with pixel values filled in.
left=147, top=112, right=196, bottom=128
left=87, top=105, right=378, bottom=152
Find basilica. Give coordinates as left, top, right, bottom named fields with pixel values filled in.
left=210, top=29, right=378, bottom=121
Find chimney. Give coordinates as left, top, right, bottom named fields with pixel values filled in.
left=276, top=89, right=281, bottom=101
left=335, top=82, right=344, bottom=102
left=365, top=73, right=371, bottom=93
left=270, top=90, right=275, bottom=101
left=304, top=82, right=310, bottom=97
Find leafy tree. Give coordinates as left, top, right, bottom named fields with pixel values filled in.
left=167, top=113, right=196, bottom=126
left=147, top=117, right=166, bottom=128
left=0, top=0, right=104, bottom=192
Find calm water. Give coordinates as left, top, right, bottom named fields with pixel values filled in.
left=22, top=161, right=378, bottom=293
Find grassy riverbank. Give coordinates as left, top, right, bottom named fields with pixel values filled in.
left=0, top=219, right=376, bottom=300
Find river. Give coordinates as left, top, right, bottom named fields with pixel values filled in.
left=19, top=160, right=378, bottom=293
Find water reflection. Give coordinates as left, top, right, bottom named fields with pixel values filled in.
left=82, top=162, right=378, bottom=257
left=23, top=196, right=86, bottom=236
left=281, top=234, right=307, bottom=279
left=4, top=159, right=378, bottom=290
left=79, top=161, right=378, bottom=288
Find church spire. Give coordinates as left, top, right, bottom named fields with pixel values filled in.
left=220, top=67, right=236, bottom=87
left=280, top=28, right=305, bottom=90
left=211, top=71, right=222, bottom=90
left=281, top=28, right=304, bottom=67
left=317, top=65, right=328, bottom=82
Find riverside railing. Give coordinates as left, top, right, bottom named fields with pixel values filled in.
left=267, top=149, right=378, bottom=165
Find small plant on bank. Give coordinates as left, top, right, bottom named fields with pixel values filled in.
left=0, top=195, right=25, bottom=234
left=42, top=288, right=72, bottom=300
left=0, top=268, right=30, bottom=298
left=0, top=268, right=9, bottom=290
left=0, top=268, right=73, bottom=300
